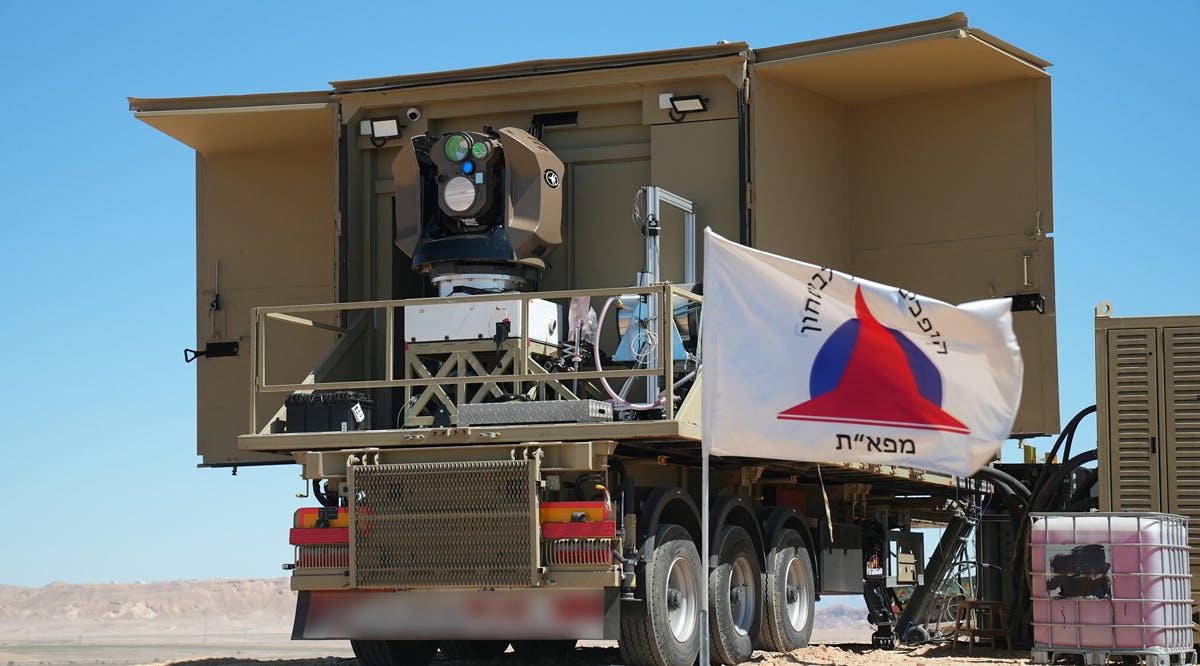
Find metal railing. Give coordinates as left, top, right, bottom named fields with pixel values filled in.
left=249, top=283, right=702, bottom=434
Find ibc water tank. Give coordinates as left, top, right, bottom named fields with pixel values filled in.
left=1029, top=512, right=1191, bottom=654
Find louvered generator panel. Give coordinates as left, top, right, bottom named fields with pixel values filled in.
left=1095, top=305, right=1200, bottom=629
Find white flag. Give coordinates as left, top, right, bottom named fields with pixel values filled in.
left=700, top=230, right=1023, bottom=477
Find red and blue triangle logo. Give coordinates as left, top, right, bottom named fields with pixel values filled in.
left=777, top=287, right=969, bottom=434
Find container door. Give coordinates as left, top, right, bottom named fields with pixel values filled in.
left=751, top=22, right=1058, bottom=437
left=136, top=100, right=338, bottom=466
left=1161, top=326, right=1200, bottom=587
left=1103, top=328, right=1161, bottom=512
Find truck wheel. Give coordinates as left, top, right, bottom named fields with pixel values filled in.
left=350, top=639, right=439, bottom=666
left=709, top=525, right=761, bottom=665
left=758, top=528, right=815, bottom=652
left=439, top=640, right=509, bottom=661
left=619, top=523, right=702, bottom=666
left=510, top=639, right=576, bottom=654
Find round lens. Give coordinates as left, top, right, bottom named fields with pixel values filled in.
left=443, top=134, right=470, bottom=162
left=471, top=141, right=489, bottom=159
left=442, top=176, right=476, bottom=213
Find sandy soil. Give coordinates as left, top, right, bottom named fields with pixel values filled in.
left=0, top=579, right=1026, bottom=666
left=0, top=627, right=1028, bottom=666
left=127, top=642, right=1029, bottom=666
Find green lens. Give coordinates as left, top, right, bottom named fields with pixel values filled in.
left=444, top=135, right=470, bottom=162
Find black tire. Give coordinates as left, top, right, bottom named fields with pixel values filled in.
left=758, top=528, right=815, bottom=652
left=902, top=624, right=930, bottom=644
left=439, top=640, right=509, bottom=661
left=709, top=525, right=762, bottom=665
left=619, top=523, right=703, bottom=666
left=350, top=639, right=440, bottom=666
left=510, top=639, right=577, bottom=654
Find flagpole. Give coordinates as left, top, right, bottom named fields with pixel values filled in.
left=699, top=443, right=710, bottom=665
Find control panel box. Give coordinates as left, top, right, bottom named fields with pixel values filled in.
left=404, top=298, right=560, bottom=345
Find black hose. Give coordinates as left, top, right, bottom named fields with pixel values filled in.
left=1005, top=448, right=1101, bottom=648
left=974, top=479, right=1026, bottom=526
left=1029, top=405, right=1096, bottom=502
left=970, top=467, right=1030, bottom=530
left=1029, top=450, right=1098, bottom=514
left=1010, top=406, right=1099, bottom=590
left=1061, top=426, right=1078, bottom=468
left=973, top=466, right=1032, bottom=503
left=1059, top=405, right=1093, bottom=465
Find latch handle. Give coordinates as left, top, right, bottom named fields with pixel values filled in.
left=183, top=340, right=240, bottom=363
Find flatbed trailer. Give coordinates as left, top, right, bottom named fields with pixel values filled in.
left=131, top=12, right=1059, bottom=666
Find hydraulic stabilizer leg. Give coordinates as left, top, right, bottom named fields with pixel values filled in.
left=864, top=579, right=897, bottom=648
left=895, top=505, right=979, bottom=644
left=861, top=519, right=897, bottom=648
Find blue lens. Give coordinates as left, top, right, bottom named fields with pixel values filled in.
left=462, top=161, right=474, bottom=174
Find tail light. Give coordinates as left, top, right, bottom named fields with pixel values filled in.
left=292, top=507, right=350, bottom=571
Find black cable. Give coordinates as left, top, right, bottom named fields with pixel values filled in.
left=972, top=478, right=1025, bottom=528
left=1004, top=448, right=1100, bottom=648
left=1059, top=406, right=1092, bottom=463
left=1030, top=450, right=1098, bottom=514
left=1007, top=405, right=1098, bottom=594
left=972, top=466, right=1032, bottom=503
left=1029, top=405, right=1096, bottom=502
left=972, top=465, right=1032, bottom=533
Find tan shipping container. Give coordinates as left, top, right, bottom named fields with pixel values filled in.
left=130, top=12, right=1059, bottom=466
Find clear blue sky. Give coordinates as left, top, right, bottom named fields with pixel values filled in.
left=0, top=1, right=1196, bottom=587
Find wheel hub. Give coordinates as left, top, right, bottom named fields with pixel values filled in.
left=784, top=556, right=810, bottom=631
left=664, top=555, right=697, bottom=642
left=728, top=555, right=755, bottom=636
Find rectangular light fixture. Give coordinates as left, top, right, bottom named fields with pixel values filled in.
left=668, top=94, right=708, bottom=114
left=370, top=117, right=402, bottom=139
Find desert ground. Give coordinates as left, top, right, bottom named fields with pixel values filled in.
left=0, top=578, right=1027, bottom=666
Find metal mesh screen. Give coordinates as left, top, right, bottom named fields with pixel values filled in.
left=350, top=459, right=538, bottom=588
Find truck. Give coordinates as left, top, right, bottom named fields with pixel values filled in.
left=129, top=13, right=1063, bottom=666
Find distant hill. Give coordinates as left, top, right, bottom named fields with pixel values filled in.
left=811, top=603, right=873, bottom=643
left=0, top=578, right=295, bottom=639
left=0, top=578, right=871, bottom=642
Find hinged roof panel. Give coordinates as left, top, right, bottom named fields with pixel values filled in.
left=329, top=42, right=751, bottom=94
left=129, top=13, right=1050, bottom=150
left=753, top=13, right=1050, bottom=105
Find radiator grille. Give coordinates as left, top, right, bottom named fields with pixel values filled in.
left=350, top=459, right=539, bottom=588
left=545, top=539, right=613, bottom=566
left=297, top=544, right=349, bottom=569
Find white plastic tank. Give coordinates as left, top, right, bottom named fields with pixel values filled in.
left=1029, top=512, right=1191, bottom=653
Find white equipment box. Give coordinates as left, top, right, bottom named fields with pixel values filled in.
left=404, top=298, right=561, bottom=345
